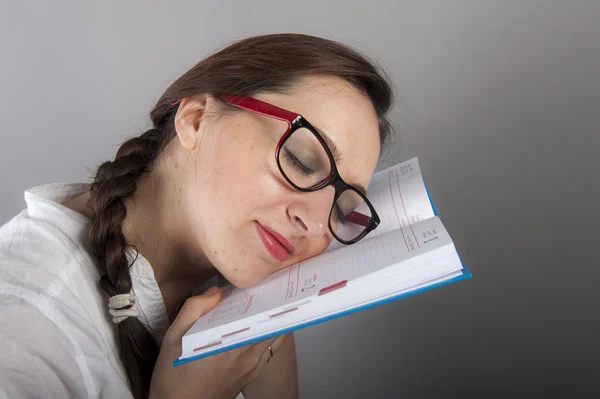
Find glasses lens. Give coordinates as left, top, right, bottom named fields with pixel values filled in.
left=329, top=189, right=373, bottom=242
left=278, top=127, right=332, bottom=190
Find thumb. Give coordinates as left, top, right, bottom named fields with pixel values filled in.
left=164, top=286, right=222, bottom=344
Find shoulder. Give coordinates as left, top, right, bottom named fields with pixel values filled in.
left=0, top=183, right=132, bottom=398
left=0, top=183, right=112, bottom=336
left=0, top=183, right=99, bottom=300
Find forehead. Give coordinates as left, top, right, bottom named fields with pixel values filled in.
left=255, top=76, right=381, bottom=186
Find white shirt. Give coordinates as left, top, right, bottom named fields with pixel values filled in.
left=0, top=184, right=244, bottom=399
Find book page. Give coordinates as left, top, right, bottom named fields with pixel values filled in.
left=181, top=217, right=463, bottom=360
left=185, top=216, right=453, bottom=337
left=325, top=158, right=436, bottom=253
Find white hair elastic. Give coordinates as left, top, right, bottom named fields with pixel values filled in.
left=108, top=293, right=141, bottom=324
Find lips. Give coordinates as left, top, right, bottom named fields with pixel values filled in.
left=255, top=222, right=295, bottom=262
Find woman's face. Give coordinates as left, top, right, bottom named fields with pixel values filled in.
left=173, top=76, right=382, bottom=288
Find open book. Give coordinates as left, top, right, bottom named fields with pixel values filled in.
left=174, top=158, right=470, bottom=366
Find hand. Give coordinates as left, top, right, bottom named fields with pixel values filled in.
left=149, top=287, right=287, bottom=399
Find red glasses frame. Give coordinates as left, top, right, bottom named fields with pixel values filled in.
left=218, top=94, right=380, bottom=244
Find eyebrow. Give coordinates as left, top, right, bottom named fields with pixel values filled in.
left=313, top=126, right=368, bottom=196
left=313, top=126, right=343, bottom=164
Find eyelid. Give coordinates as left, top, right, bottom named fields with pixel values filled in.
left=283, top=147, right=314, bottom=174
left=334, top=203, right=345, bottom=223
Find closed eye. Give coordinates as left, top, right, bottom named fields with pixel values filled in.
left=283, top=147, right=314, bottom=175
left=334, top=204, right=346, bottom=225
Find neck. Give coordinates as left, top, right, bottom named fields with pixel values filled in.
left=120, top=154, right=217, bottom=300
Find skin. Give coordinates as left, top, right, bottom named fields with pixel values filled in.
left=65, top=75, right=381, bottom=398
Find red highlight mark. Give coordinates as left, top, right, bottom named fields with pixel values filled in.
left=269, top=307, right=299, bottom=318
left=222, top=327, right=250, bottom=338
left=318, top=280, right=348, bottom=296
left=193, top=340, right=222, bottom=352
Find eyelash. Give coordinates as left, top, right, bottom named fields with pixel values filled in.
left=334, top=204, right=346, bottom=224
left=283, top=148, right=314, bottom=175
left=282, top=148, right=346, bottom=225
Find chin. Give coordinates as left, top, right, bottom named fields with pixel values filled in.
left=215, top=264, right=263, bottom=289
left=226, top=274, right=263, bottom=289
left=213, top=248, right=281, bottom=289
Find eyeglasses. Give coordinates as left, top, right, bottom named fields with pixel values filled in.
left=219, top=94, right=380, bottom=245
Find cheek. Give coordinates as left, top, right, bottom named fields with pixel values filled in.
left=198, top=130, right=271, bottom=212
left=186, top=121, right=290, bottom=287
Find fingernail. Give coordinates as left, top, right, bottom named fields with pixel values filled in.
left=205, top=286, right=220, bottom=296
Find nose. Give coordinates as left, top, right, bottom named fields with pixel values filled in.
left=287, top=186, right=335, bottom=238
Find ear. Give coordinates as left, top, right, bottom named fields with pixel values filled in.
left=174, top=94, right=218, bottom=150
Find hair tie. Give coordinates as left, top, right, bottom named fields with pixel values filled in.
left=108, top=293, right=141, bottom=324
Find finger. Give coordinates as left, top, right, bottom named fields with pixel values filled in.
left=267, top=334, right=288, bottom=353
left=164, top=287, right=222, bottom=343
left=241, top=335, right=289, bottom=385
left=255, top=334, right=289, bottom=373
left=250, top=334, right=288, bottom=360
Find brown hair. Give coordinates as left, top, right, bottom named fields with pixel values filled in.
left=88, top=33, right=394, bottom=399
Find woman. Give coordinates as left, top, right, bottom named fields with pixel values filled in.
left=0, top=33, right=393, bottom=398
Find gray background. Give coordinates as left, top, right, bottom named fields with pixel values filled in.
left=1, top=1, right=599, bottom=398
